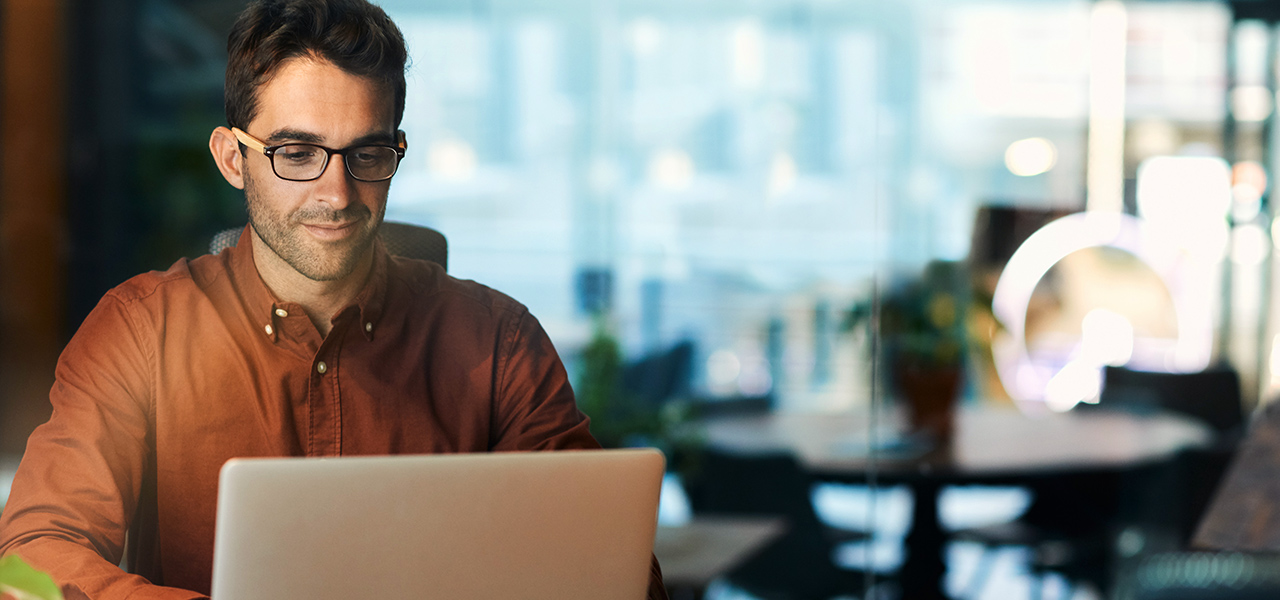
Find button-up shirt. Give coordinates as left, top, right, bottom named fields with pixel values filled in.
left=0, top=228, right=666, bottom=599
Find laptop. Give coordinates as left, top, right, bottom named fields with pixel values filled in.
left=210, top=448, right=664, bottom=600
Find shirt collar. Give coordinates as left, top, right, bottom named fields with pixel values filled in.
left=225, top=224, right=390, bottom=342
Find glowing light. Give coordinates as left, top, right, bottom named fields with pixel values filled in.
left=1231, top=85, right=1273, bottom=122
left=648, top=149, right=695, bottom=191
left=1086, top=0, right=1127, bottom=213
left=1269, top=217, right=1280, bottom=250
left=1044, top=361, right=1103, bottom=412
left=737, top=353, right=773, bottom=396
left=1005, top=137, right=1058, bottom=177
left=629, top=18, right=664, bottom=57
left=1232, top=224, right=1270, bottom=266
left=1080, top=308, right=1134, bottom=366
left=731, top=21, right=764, bottom=89
left=1232, top=161, right=1267, bottom=222
left=1130, top=120, right=1180, bottom=160
left=767, top=151, right=797, bottom=197
left=426, top=139, right=477, bottom=182
left=1232, top=160, right=1267, bottom=195
left=1136, top=156, right=1232, bottom=257
left=707, top=350, right=742, bottom=391
left=1232, top=184, right=1262, bottom=222
left=991, top=212, right=1215, bottom=407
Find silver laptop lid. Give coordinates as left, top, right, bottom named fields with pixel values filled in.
left=211, top=449, right=664, bottom=600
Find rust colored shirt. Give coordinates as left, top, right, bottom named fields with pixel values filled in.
left=0, top=229, right=666, bottom=599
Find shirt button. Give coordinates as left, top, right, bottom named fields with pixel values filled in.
left=275, top=308, right=289, bottom=318
left=365, top=322, right=373, bottom=332
left=317, top=361, right=328, bottom=374
left=264, top=324, right=273, bottom=336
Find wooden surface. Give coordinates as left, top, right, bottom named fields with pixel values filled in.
left=653, top=517, right=785, bottom=588
left=1194, top=401, right=1280, bottom=550
left=701, top=405, right=1213, bottom=481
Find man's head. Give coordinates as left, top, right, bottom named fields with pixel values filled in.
left=210, top=0, right=409, bottom=285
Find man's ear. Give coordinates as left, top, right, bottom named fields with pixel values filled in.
left=210, top=126, right=246, bottom=190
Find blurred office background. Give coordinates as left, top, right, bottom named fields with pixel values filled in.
left=7, top=0, right=1280, bottom=598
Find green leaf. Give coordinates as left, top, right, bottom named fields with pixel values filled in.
left=0, top=555, right=64, bottom=600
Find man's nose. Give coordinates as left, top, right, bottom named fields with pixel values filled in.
left=313, top=155, right=356, bottom=209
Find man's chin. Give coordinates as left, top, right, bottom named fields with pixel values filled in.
left=287, top=229, right=376, bottom=282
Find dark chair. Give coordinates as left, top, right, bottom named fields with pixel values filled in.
left=683, top=448, right=868, bottom=600
left=209, top=221, right=448, bottom=270
left=620, top=340, right=695, bottom=410
left=1098, top=366, right=1244, bottom=440
left=957, top=367, right=1245, bottom=600
left=1099, top=366, right=1244, bottom=546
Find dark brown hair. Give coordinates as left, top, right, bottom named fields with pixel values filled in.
left=224, top=0, right=408, bottom=130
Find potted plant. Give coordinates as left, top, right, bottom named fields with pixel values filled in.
left=844, top=260, right=994, bottom=447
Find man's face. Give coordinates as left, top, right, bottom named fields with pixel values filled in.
left=240, top=57, right=395, bottom=282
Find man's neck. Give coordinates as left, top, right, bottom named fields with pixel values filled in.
left=249, top=229, right=374, bottom=337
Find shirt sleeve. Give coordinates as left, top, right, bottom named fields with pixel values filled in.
left=489, top=307, right=600, bottom=452
left=0, top=293, right=203, bottom=600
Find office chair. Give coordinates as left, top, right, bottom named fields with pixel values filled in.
left=208, top=221, right=448, bottom=270
left=619, top=340, right=695, bottom=410
left=1098, top=366, right=1244, bottom=439
left=1099, top=366, right=1244, bottom=545
left=683, top=448, right=869, bottom=600
left=958, top=366, right=1245, bottom=600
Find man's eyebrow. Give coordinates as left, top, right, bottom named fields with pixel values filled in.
left=265, top=129, right=324, bottom=144
left=265, top=129, right=396, bottom=146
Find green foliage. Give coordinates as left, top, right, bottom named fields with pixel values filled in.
left=0, top=556, right=63, bottom=600
left=575, top=317, right=703, bottom=468
left=576, top=317, right=663, bottom=448
left=844, top=260, right=990, bottom=370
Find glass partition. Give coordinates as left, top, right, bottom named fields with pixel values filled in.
left=42, top=0, right=1275, bottom=598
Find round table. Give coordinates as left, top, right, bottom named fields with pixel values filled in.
left=699, top=405, right=1213, bottom=599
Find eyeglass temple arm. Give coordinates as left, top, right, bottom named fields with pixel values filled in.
left=230, top=127, right=267, bottom=154
left=397, top=130, right=407, bottom=151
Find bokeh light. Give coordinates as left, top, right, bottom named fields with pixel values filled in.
left=1004, top=137, right=1058, bottom=177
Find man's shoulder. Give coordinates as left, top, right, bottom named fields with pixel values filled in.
left=103, top=254, right=225, bottom=307
left=387, top=257, right=527, bottom=319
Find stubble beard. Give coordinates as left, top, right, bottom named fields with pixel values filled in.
left=243, top=167, right=385, bottom=282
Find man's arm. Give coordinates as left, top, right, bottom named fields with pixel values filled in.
left=488, top=307, right=599, bottom=452
left=0, top=293, right=201, bottom=600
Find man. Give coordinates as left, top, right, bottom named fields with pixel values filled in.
left=0, top=1, right=666, bottom=598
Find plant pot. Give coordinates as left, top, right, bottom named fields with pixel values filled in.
left=894, top=362, right=963, bottom=447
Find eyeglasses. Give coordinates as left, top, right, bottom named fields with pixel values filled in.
left=231, top=127, right=407, bottom=182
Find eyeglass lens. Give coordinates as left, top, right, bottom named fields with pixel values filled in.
left=272, top=144, right=400, bottom=181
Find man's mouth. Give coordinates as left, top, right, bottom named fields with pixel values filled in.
left=302, top=220, right=360, bottom=241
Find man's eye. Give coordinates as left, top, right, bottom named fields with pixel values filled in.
left=352, top=148, right=384, bottom=164
left=278, top=146, right=320, bottom=162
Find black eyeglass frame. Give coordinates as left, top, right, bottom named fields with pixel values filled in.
left=231, top=126, right=408, bottom=183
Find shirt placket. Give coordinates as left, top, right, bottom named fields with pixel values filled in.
left=266, top=303, right=341, bottom=457
left=307, top=323, right=343, bottom=457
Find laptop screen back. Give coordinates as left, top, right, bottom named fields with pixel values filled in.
left=211, top=449, right=664, bottom=600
